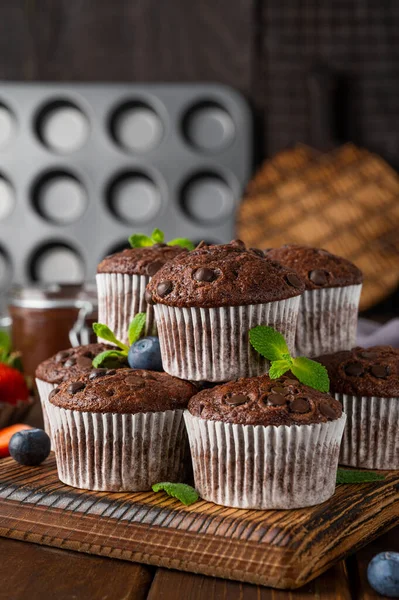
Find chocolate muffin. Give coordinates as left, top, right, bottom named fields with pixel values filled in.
left=146, top=240, right=305, bottom=381
left=35, top=343, right=114, bottom=442
left=47, top=368, right=196, bottom=491
left=317, top=346, right=399, bottom=469
left=96, top=244, right=187, bottom=345
left=265, top=245, right=363, bottom=357
left=184, top=374, right=345, bottom=509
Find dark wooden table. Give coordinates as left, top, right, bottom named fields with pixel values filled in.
left=0, top=526, right=397, bottom=599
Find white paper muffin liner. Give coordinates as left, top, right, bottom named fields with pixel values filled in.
left=0, top=397, right=33, bottom=429
left=96, top=273, right=156, bottom=346
left=35, top=378, right=57, bottom=444
left=154, top=297, right=300, bottom=382
left=184, top=412, right=346, bottom=509
left=46, top=403, right=189, bottom=491
left=337, top=392, right=399, bottom=470
left=294, top=284, right=362, bottom=357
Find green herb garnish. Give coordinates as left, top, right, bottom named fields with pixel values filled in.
left=336, top=468, right=385, bottom=484
left=152, top=482, right=199, bottom=506
left=0, top=330, right=24, bottom=372
left=92, top=313, right=146, bottom=368
left=249, top=325, right=330, bottom=392
left=128, top=228, right=194, bottom=250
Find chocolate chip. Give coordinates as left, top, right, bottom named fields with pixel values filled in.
left=370, top=365, right=390, bottom=379
left=152, top=243, right=167, bottom=248
left=89, top=368, right=107, bottom=380
left=359, top=351, right=378, bottom=360
left=271, top=386, right=289, bottom=395
left=105, top=389, right=114, bottom=396
left=157, top=281, right=173, bottom=297
left=344, top=362, right=364, bottom=376
left=146, top=261, right=164, bottom=276
left=285, top=273, right=303, bottom=289
left=68, top=381, right=85, bottom=394
left=145, top=289, right=155, bottom=305
left=230, top=239, right=245, bottom=248
left=106, top=369, right=116, bottom=375
left=250, top=248, right=264, bottom=257
left=76, top=356, right=93, bottom=369
left=193, top=268, right=217, bottom=282
left=82, top=350, right=94, bottom=358
left=268, top=393, right=287, bottom=406
left=49, top=387, right=59, bottom=400
left=125, top=375, right=145, bottom=389
left=283, top=378, right=298, bottom=385
left=226, top=394, right=249, bottom=406
left=64, top=358, right=77, bottom=368
left=309, top=270, right=329, bottom=286
left=289, top=397, right=310, bottom=413
left=55, top=350, right=70, bottom=363
left=319, top=401, right=337, bottom=419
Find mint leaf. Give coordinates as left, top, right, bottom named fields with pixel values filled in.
left=92, top=350, right=128, bottom=369
left=291, top=357, right=330, bottom=392
left=249, top=325, right=290, bottom=361
left=152, top=482, right=199, bottom=506
left=168, top=238, right=195, bottom=250
left=269, top=358, right=292, bottom=379
left=151, top=228, right=165, bottom=244
left=128, top=313, right=146, bottom=346
left=7, top=352, right=24, bottom=372
left=336, top=468, right=385, bottom=484
left=93, top=323, right=129, bottom=351
left=128, top=234, right=153, bottom=248
left=0, top=331, right=11, bottom=355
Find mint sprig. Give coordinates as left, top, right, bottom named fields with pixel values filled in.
left=152, top=482, right=199, bottom=506
left=249, top=325, right=330, bottom=392
left=92, top=313, right=146, bottom=368
left=336, top=468, right=385, bottom=484
left=128, top=228, right=194, bottom=250
left=0, top=330, right=24, bottom=373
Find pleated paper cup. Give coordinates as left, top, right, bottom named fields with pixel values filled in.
left=184, top=411, right=346, bottom=509
left=154, top=297, right=300, bottom=382
left=46, top=403, right=189, bottom=492
left=0, top=397, right=33, bottom=429
left=295, top=284, right=362, bottom=357
left=35, top=378, right=57, bottom=443
left=337, top=392, right=399, bottom=470
left=96, top=273, right=156, bottom=346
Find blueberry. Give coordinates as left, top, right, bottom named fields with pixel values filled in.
left=9, top=429, right=51, bottom=466
left=368, top=552, right=399, bottom=598
left=128, top=336, right=163, bottom=371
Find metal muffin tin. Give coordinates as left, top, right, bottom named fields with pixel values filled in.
left=0, top=82, right=252, bottom=296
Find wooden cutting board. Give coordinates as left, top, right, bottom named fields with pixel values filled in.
left=0, top=455, right=398, bottom=590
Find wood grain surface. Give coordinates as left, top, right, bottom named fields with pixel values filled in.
left=0, top=455, right=398, bottom=589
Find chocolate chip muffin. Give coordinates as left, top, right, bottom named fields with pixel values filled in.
left=265, top=245, right=363, bottom=357
left=184, top=374, right=345, bottom=509
left=35, top=343, right=114, bottom=442
left=146, top=240, right=305, bottom=381
left=96, top=244, right=187, bottom=345
left=317, top=346, right=399, bottom=469
left=46, top=368, right=196, bottom=491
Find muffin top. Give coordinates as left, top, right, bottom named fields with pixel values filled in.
left=265, top=244, right=363, bottom=290
left=97, top=244, right=187, bottom=276
left=317, top=346, right=399, bottom=398
left=188, top=374, right=342, bottom=427
left=145, top=240, right=305, bottom=308
left=49, top=368, right=197, bottom=414
left=35, top=343, right=114, bottom=385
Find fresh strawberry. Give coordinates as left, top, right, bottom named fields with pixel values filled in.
left=0, top=363, right=30, bottom=405
left=0, top=424, right=32, bottom=458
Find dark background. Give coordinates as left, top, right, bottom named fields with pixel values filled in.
left=0, top=0, right=398, bottom=167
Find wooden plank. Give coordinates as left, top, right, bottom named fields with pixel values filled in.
left=0, top=536, right=153, bottom=600
left=147, top=562, right=351, bottom=599
left=0, top=456, right=398, bottom=590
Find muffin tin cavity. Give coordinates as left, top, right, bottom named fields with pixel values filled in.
left=36, top=100, right=89, bottom=154
left=0, top=104, right=16, bottom=150
left=30, top=243, right=85, bottom=284
left=183, top=102, right=235, bottom=153
left=110, top=102, right=163, bottom=154
left=32, top=171, right=87, bottom=225
left=0, top=176, right=15, bottom=221
left=181, top=173, right=235, bottom=224
left=107, top=171, right=162, bottom=224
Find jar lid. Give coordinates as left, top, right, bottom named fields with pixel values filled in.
left=8, top=282, right=98, bottom=309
